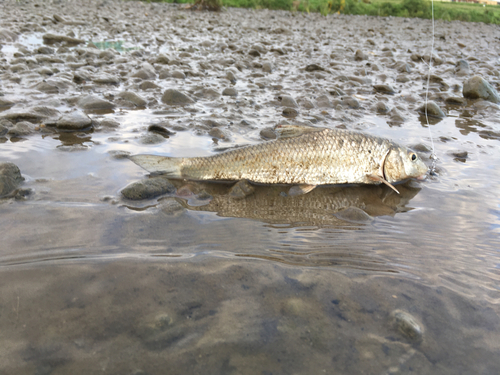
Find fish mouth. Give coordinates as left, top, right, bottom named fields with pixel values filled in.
left=416, top=173, right=427, bottom=181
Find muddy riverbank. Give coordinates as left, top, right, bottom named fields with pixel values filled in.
left=1, top=1, right=500, bottom=374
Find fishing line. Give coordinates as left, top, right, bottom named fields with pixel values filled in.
left=424, top=0, right=437, bottom=171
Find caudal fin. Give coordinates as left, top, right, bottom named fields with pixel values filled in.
left=129, top=154, right=183, bottom=178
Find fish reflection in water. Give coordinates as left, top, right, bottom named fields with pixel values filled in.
left=172, top=181, right=422, bottom=228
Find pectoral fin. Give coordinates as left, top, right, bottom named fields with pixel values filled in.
left=288, top=184, right=317, bottom=196
left=367, top=174, right=400, bottom=194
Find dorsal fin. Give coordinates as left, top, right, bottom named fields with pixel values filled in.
left=274, top=124, right=324, bottom=139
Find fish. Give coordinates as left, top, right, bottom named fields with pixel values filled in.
left=129, top=125, right=428, bottom=195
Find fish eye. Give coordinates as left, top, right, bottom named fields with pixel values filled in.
left=410, top=153, right=417, bottom=161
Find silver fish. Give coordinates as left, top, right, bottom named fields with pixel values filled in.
left=130, top=125, right=428, bottom=194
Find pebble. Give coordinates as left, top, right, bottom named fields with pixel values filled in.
left=354, top=49, right=368, bottom=61
left=140, top=133, right=166, bottom=145
left=228, top=180, right=255, bottom=199
left=456, top=59, right=470, bottom=76
left=278, top=95, right=298, bottom=108
left=148, top=124, right=175, bottom=138
left=445, top=96, right=466, bottom=105
left=373, top=84, right=396, bottom=95
left=282, top=107, right=298, bottom=118
left=117, top=91, right=147, bottom=107
left=417, top=101, right=446, bottom=118
left=121, top=176, right=176, bottom=200
left=7, top=121, right=36, bottom=136
left=390, top=310, right=423, bottom=342
left=260, top=128, right=276, bottom=140
left=222, top=87, right=238, bottom=97
left=463, top=76, right=500, bottom=103
left=305, top=64, right=325, bottom=72
left=161, top=89, right=195, bottom=106
left=262, top=62, right=273, bottom=73
left=42, top=33, right=85, bottom=44
left=99, top=119, right=121, bottom=129
left=342, top=96, right=360, bottom=109
left=77, top=95, right=115, bottom=111
left=375, top=101, right=390, bottom=114
left=0, top=162, right=24, bottom=198
left=160, top=198, right=185, bottom=215
left=56, top=111, right=92, bottom=130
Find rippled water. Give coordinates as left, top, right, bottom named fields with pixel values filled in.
left=1, top=1, right=500, bottom=374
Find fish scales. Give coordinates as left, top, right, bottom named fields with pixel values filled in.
left=180, top=129, right=391, bottom=185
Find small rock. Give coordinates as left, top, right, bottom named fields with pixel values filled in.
left=445, top=96, right=465, bottom=105
left=463, top=76, right=500, bottom=103
left=108, top=150, right=130, bottom=159
left=373, top=84, right=396, bottom=94
left=0, top=162, right=24, bottom=198
left=315, top=95, right=333, bottom=108
left=354, top=49, right=367, bottom=61
left=148, top=124, right=175, bottom=138
left=342, top=96, right=360, bottom=109
left=93, top=74, right=120, bottom=85
left=417, top=101, right=446, bottom=118
left=222, top=87, right=238, bottom=97
left=56, top=111, right=92, bottom=130
left=262, top=62, right=273, bottom=73
left=278, top=95, right=298, bottom=108
left=77, top=95, right=115, bottom=111
left=37, top=46, right=54, bottom=55
left=248, top=49, right=261, bottom=57
left=390, top=310, right=423, bottom=342
left=7, top=121, right=35, bottom=136
left=161, top=89, right=195, bottom=106
left=208, top=128, right=229, bottom=140
left=100, top=119, right=120, bottom=129
left=305, top=64, right=325, bottom=72
left=225, top=71, right=236, bottom=83
left=376, top=101, right=390, bottom=114
left=121, top=176, right=175, bottom=200
left=117, top=91, right=147, bottom=107
left=131, top=63, right=157, bottom=80
left=334, top=207, right=373, bottom=223
left=160, top=198, right=185, bottom=215
left=228, top=180, right=255, bottom=199
left=139, top=81, right=160, bottom=90
left=171, top=70, right=186, bottom=79
left=0, top=98, right=15, bottom=109
left=260, top=128, right=276, bottom=140
left=282, top=107, right=298, bottom=118
left=140, top=133, right=166, bottom=144
left=449, top=150, right=468, bottom=162
left=42, top=33, right=85, bottom=44
left=456, top=59, right=470, bottom=76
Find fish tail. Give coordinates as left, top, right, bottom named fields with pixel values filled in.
left=129, top=154, right=183, bottom=178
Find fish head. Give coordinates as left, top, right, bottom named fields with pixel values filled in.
left=384, top=146, right=428, bottom=183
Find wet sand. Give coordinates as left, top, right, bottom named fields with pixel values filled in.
left=1, top=1, right=500, bottom=374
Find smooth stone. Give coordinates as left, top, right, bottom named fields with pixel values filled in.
left=228, top=180, right=255, bottom=199
left=222, top=87, right=238, bottom=97
left=37, top=46, right=54, bottom=55
left=390, top=310, right=423, bottom=342
left=260, top=128, right=276, bottom=140
left=100, top=119, right=121, bottom=129
left=7, top=121, right=35, bottom=136
left=162, top=89, right=195, bottom=106
left=449, top=150, right=468, bottom=159
left=56, top=111, right=92, bottom=130
left=42, top=33, right=85, bottom=44
left=463, top=76, right=500, bottom=103
left=93, top=74, right=120, bottom=85
left=417, top=101, right=446, bottom=118
left=456, top=59, right=470, bottom=76
left=33, top=81, right=59, bottom=94
left=0, top=28, right=18, bottom=42
left=140, top=133, right=165, bottom=144
left=160, top=198, right=185, bottom=215
left=0, top=162, right=24, bottom=197
left=262, top=62, right=273, bottom=73
left=376, top=101, right=390, bottom=113
left=0, top=98, right=15, bottom=108
left=225, top=71, right=236, bottom=83
left=148, top=124, right=175, bottom=137
left=171, top=70, right=186, bottom=79
left=445, top=96, right=466, bottom=105
left=117, top=91, right=147, bottom=107
left=121, top=176, right=176, bottom=200
left=77, top=95, right=115, bottom=110
left=373, top=84, right=396, bottom=94
left=342, top=96, right=360, bottom=109
left=279, top=95, right=298, bottom=108
left=315, top=95, right=333, bottom=108
left=132, top=64, right=157, bottom=80
left=282, top=107, right=298, bottom=118
left=1, top=106, right=60, bottom=123
left=108, top=150, right=130, bottom=159
left=305, top=64, right=325, bottom=72
left=354, top=49, right=367, bottom=61
left=396, top=75, right=410, bottom=83
left=139, top=81, right=160, bottom=90
left=194, top=88, right=220, bottom=99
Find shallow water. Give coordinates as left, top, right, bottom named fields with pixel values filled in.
left=1, top=1, right=500, bottom=374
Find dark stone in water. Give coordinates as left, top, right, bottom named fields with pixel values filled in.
left=390, top=310, right=423, bottom=342
left=463, top=76, right=500, bottom=103
left=148, top=124, right=175, bottom=138
left=121, top=176, right=175, bottom=200
left=282, top=107, right=298, bottom=118
left=161, top=89, right=195, bottom=106
left=373, top=84, right=396, bottom=95
left=0, top=162, right=24, bottom=198
left=305, top=64, right=325, bottom=72
left=417, top=101, right=446, bottom=118
left=56, top=111, right=92, bottom=130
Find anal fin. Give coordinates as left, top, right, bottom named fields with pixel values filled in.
left=288, top=184, right=317, bottom=196
left=367, top=174, right=400, bottom=194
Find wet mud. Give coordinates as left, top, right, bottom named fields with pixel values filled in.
left=1, top=1, right=500, bottom=374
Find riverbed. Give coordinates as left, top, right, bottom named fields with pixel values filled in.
left=1, top=1, right=499, bottom=374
